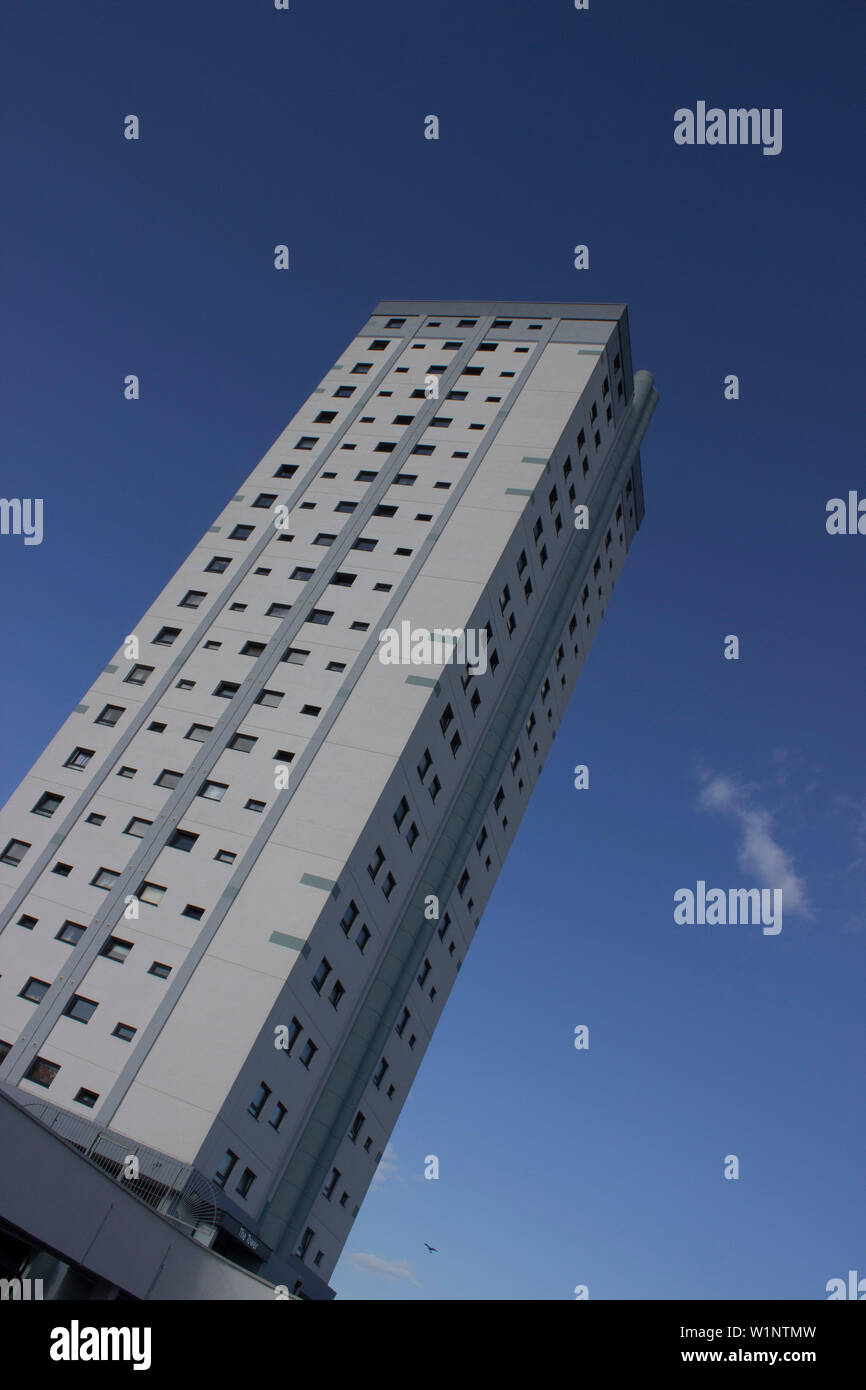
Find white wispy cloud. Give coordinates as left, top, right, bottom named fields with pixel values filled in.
left=370, top=1141, right=402, bottom=1189
left=343, top=1252, right=420, bottom=1286
left=697, top=773, right=812, bottom=916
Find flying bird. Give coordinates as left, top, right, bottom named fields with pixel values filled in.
left=424, top=1243, right=438, bottom=1253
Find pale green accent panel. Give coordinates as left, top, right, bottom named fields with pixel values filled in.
left=578, top=347, right=604, bottom=354
left=521, top=455, right=548, bottom=464
left=74, top=704, right=88, bottom=713
left=313, top=388, right=325, bottom=393
left=269, top=931, right=306, bottom=952
left=103, top=665, right=118, bottom=674
left=505, top=487, right=533, bottom=497
left=232, top=494, right=245, bottom=502
left=405, top=675, right=436, bottom=688
left=300, top=873, right=336, bottom=892
left=259, top=370, right=659, bottom=1258
left=208, top=526, right=221, bottom=533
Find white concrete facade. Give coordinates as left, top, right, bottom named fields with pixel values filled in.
left=0, top=301, right=656, bottom=1295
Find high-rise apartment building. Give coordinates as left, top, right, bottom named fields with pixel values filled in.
left=0, top=301, right=657, bottom=1300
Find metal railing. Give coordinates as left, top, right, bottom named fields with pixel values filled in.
left=22, top=1100, right=217, bottom=1240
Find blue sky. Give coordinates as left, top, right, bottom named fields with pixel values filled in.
left=1, top=0, right=864, bottom=1299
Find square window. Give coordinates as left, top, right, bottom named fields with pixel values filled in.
left=198, top=780, right=228, bottom=801
left=329, top=980, right=345, bottom=1010
left=155, top=769, right=182, bottom=790
left=185, top=722, right=212, bottom=742
left=91, top=867, right=120, bottom=891
left=138, top=880, right=166, bottom=906
left=95, top=704, right=124, bottom=727
left=180, top=590, right=207, bottom=608
left=55, top=920, right=85, bottom=945
left=215, top=1150, right=238, bottom=1188
left=248, top=1081, right=271, bottom=1119
left=20, top=977, right=50, bottom=1003
left=245, top=799, right=266, bottom=813
left=65, top=746, right=95, bottom=770
left=64, top=994, right=98, bottom=1024
left=17, top=914, right=37, bottom=929
left=215, top=849, right=236, bottom=865
left=124, top=816, right=153, bottom=838
left=124, top=664, right=154, bottom=685
left=101, top=936, right=133, bottom=963
left=149, top=961, right=172, bottom=980
left=24, top=1057, right=60, bottom=1088
left=74, top=1088, right=99, bottom=1108
left=312, top=958, right=332, bottom=993
left=228, top=732, right=258, bottom=754
left=167, top=828, right=198, bottom=853
left=112, top=1022, right=137, bottom=1042
left=31, top=791, right=63, bottom=817
left=230, top=524, right=254, bottom=540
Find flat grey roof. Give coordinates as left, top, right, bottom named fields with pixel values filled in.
left=372, top=299, right=627, bottom=319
